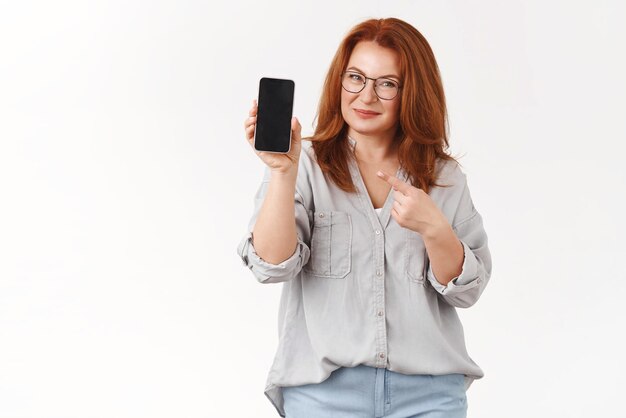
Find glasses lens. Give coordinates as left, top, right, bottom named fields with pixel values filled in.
left=342, top=72, right=365, bottom=93
left=374, top=79, right=399, bottom=100
left=341, top=72, right=400, bottom=100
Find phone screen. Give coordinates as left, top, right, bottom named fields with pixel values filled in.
left=254, top=77, right=295, bottom=153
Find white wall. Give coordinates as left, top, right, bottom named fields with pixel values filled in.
left=1, top=1, right=624, bottom=417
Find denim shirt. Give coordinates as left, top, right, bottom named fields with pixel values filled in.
left=237, top=137, right=492, bottom=417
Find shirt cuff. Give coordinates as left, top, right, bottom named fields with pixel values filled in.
left=237, top=231, right=310, bottom=283
left=426, top=240, right=482, bottom=295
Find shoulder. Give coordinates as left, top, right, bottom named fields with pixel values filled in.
left=434, top=157, right=467, bottom=188
left=429, top=157, right=469, bottom=210
left=296, top=140, right=323, bottom=176
left=293, top=142, right=319, bottom=205
left=299, top=140, right=316, bottom=165
left=431, top=158, right=479, bottom=227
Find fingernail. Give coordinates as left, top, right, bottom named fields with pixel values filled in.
left=376, top=171, right=384, bottom=177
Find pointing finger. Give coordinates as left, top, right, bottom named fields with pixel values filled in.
left=393, top=190, right=409, bottom=205
left=376, top=170, right=412, bottom=195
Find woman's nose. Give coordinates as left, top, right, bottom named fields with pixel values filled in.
left=359, top=81, right=379, bottom=103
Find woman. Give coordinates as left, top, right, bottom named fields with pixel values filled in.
left=237, top=17, right=492, bottom=418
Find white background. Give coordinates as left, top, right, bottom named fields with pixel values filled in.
left=1, top=1, right=625, bottom=417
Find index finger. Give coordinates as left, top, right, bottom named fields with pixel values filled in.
left=376, top=170, right=412, bottom=195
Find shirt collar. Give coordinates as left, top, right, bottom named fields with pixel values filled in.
left=347, top=135, right=357, bottom=151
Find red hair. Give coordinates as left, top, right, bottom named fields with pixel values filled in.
left=306, top=17, right=458, bottom=193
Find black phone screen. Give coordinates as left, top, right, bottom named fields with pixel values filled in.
left=254, top=77, right=295, bottom=153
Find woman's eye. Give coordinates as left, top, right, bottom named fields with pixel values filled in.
left=349, top=74, right=364, bottom=82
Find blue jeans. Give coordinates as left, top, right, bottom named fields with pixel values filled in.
left=282, top=365, right=467, bottom=418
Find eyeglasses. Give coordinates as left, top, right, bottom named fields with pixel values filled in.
left=341, top=71, right=401, bottom=100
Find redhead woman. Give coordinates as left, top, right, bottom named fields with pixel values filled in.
left=238, top=17, right=492, bottom=418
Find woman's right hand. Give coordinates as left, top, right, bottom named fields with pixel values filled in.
left=244, top=99, right=302, bottom=175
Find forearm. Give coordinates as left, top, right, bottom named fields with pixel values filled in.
left=252, top=170, right=299, bottom=264
left=422, top=223, right=464, bottom=286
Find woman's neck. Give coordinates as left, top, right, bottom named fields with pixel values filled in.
left=349, top=132, right=398, bottom=164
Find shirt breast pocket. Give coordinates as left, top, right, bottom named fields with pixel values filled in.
left=304, top=211, right=352, bottom=279
left=405, top=230, right=427, bottom=284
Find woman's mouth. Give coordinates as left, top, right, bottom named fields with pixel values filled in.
left=354, top=109, right=381, bottom=118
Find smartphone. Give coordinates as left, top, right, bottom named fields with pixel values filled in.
left=254, top=77, right=295, bottom=153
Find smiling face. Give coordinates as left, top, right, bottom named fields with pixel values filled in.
left=341, top=41, right=402, bottom=142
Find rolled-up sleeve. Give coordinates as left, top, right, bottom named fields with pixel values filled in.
left=237, top=164, right=313, bottom=284
left=426, top=174, right=492, bottom=308
left=237, top=230, right=310, bottom=283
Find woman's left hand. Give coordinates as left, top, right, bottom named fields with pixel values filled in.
left=376, top=170, right=448, bottom=239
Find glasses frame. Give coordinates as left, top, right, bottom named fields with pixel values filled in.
left=341, top=71, right=402, bottom=101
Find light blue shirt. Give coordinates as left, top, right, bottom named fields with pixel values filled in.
left=237, top=136, right=492, bottom=416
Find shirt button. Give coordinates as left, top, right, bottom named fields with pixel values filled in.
left=379, top=352, right=386, bottom=359
left=376, top=270, right=382, bottom=277
left=319, top=213, right=325, bottom=218
left=377, top=310, right=384, bottom=317
left=375, top=229, right=381, bottom=235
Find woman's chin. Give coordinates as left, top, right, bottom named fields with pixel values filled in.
left=348, top=124, right=392, bottom=138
